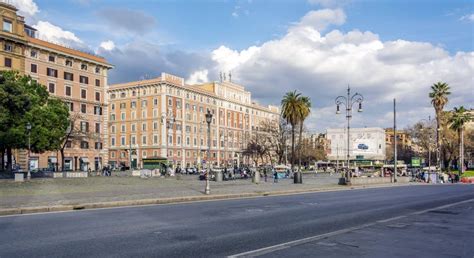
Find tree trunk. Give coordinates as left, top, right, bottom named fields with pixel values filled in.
left=61, top=148, right=65, bottom=172
left=6, top=147, right=12, bottom=172
left=298, top=122, right=303, bottom=172
left=291, top=126, right=295, bottom=172
left=0, top=148, right=4, bottom=171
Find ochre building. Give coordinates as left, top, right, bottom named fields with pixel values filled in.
left=108, top=73, right=279, bottom=169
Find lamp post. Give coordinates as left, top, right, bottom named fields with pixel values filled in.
left=162, top=112, right=175, bottom=164
left=205, top=110, right=213, bottom=195
left=335, top=85, right=363, bottom=184
left=26, top=122, right=32, bottom=180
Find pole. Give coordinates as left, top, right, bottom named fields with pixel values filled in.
left=336, top=143, right=339, bottom=176
left=27, top=130, right=31, bottom=180
left=129, top=134, right=132, bottom=170
left=346, top=86, right=351, bottom=183
left=394, top=98, right=397, bottom=183
left=460, top=129, right=464, bottom=176
left=205, top=118, right=211, bottom=195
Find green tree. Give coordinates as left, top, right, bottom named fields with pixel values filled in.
left=0, top=71, right=70, bottom=172
left=448, top=106, right=472, bottom=175
left=297, top=96, right=311, bottom=171
left=281, top=91, right=303, bottom=172
left=429, top=82, right=451, bottom=169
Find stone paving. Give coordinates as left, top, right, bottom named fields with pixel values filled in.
left=0, top=174, right=342, bottom=209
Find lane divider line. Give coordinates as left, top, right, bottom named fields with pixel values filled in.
left=228, top=198, right=474, bottom=258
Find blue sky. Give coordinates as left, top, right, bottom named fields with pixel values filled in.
left=31, top=0, right=473, bottom=53
left=14, top=0, right=474, bottom=131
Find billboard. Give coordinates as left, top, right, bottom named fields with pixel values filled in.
left=352, top=138, right=378, bottom=156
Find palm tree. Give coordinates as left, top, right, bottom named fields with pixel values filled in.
left=429, top=82, right=451, bottom=170
left=297, top=96, right=311, bottom=171
left=281, top=91, right=303, bottom=172
left=449, top=106, right=472, bottom=176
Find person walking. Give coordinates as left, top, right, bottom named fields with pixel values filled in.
left=264, top=168, right=267, bottom=182
left=273, top=169, right=278, bottom=183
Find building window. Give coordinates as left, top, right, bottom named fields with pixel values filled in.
left=81, top=63, right=87, bottom=71
left=154, top=135, right=158, bottom=144
left=130, top=101, right=136, bottom=108
left=121, top=124, right=125, bottom=132
left=131, top=136, right=136, bottom=145
left=95, top=66, right=100, bottom=74
left=64, top=72, right=74, bottom=81
left=121, top=137, right=125, bottom=146
left=65, top=60, right=73, bottom=67
left=80, top=141, right=89, bottom=149
left=81, top=89, right=87, bottom=99
left=3, top=20, right=12, bottom=32
left=111, top=125, right=116, bottom=133
left=65, top=141, right=72, bottom=148
left=30, top=63, right=37, bottom=73
left=110, top=114, right=115, bottom=121
left=65, top=102, right=73, bottom=111
left=48, top=83, right=55, bottom=93
left=80, top=76, right=89, bottom=84
left=4, top=43, right=12, bottom=52
left=111, top=138, right=115, bottom=146
left=80, top=121, right=89, bottom=132
left=4, top=58, right=12, bottom=68
left=95, top=92, right=100, bottom=101
left=81, top=104, right=87, bottom=114
left=30, top=50, right=38, bottom=58
left=111, top=93, right=116, bottom=99
left=95, top=142, right=102, bottom=150
left=142, top=123, right=146, bottom=131
left=65, top=86, right=71, bottom=97
left=95, top=79, right=100, bottom=87
left=47, top=68, right=58, bottom=77
left=121, top=112, right=125, bottom=120
left=95, top=123, right=100, bottom=133
left=142, top=136, right=147, bottom=145
left=131, top=124, right=136, bottom=132
left=94, top=106, right=102, bottom=115
left=48, top=55, right=55, bottom=62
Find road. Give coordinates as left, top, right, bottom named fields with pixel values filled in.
left=0, top=184, right=473, bottom=257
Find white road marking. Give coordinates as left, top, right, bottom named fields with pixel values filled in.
left=228, top=198, right=474, bottom=258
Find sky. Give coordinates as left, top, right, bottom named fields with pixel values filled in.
left=11, top=0, right=474, bottom=132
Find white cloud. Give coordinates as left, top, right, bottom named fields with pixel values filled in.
left=460, top=13, right=474, bottom=21
left=99, top=40, right=115, bottom=51
left=32, top=21, right=84, bottom=47
left=232, top=12, right=239, bottom=18
left=297, top=8, right=346, bottom=32
left=211, top=9, right=474, bottom=131
left=186, top=69, right=209, bottom=84
left=10, top=0, right=39, bottom=17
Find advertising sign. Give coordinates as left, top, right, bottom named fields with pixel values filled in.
left=411, top=157, right=421, bottom=167
left=352, top=139, right=377, bottom=155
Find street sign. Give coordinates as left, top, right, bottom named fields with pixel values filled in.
left=356, top=155, right=364, bottom=160
left=411, top=157, right=421, bottom=167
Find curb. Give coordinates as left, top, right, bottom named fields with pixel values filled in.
left=0, top=183, right=421, bottom=216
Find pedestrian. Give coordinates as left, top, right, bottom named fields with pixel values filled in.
left=264, top=168, right=267, bottom=182
left=273, top=170, right=278, bottom=183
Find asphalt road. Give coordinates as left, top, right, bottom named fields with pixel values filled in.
left=0, top=184, right=473, bottom=258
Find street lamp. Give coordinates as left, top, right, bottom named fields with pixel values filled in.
left=162, top=112, right=175, bottom=165
left=26, top=122, right=32, bottom=180
left=204, top=110, right=213, bottom=195
left=335, top=85, right=363, bottom=184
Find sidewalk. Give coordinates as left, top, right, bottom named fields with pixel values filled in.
left=0, top=174, right=417, bottom=215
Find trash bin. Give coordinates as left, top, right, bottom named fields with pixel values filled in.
left=215, top=170, right=223, bottom=182
left=293, top=171, right=303, bottom=184
left=253, top=170, right=260, bottom=184
left=14, top=172, right=25, bottom=182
